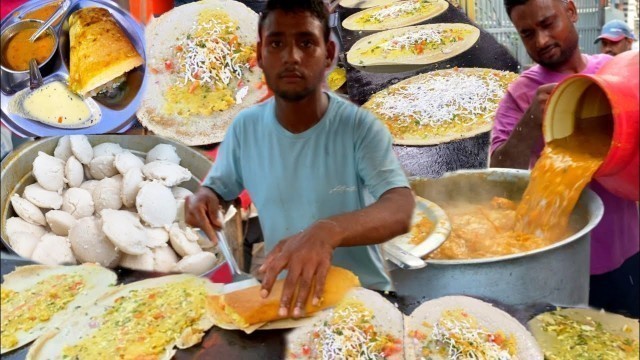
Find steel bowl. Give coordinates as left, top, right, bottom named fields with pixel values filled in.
left=0, top=135, right=224, bottom=276
left=1, top=19, right=59, bottom=93
left=391, top=169, right=604, bottom=311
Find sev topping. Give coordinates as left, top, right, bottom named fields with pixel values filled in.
left=1, top=274, right=85, bottom=350
left=161, top=9, right=256, bottom=116
left=537, top=311, right=639, bottom=360
left=356, top=0, right=427, bottom=24
left=295, top=299, right=401, bottom=359
left=360, top=27, right=472, bottom=60
left=175, top=11, right=251, bottom=88
left=370, top=71, right=506, bottom=128
left=364, top=69, right=518, bottom=140
left=410, top=309, right=517, bottom=359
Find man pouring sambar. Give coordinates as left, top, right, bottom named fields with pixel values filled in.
left=490, top=0, right=639, bottom=317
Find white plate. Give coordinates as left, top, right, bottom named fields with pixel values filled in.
left=385, top=196, right=451, bottom=258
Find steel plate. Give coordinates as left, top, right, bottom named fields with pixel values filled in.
left=0, top=0, right=147, bottom=136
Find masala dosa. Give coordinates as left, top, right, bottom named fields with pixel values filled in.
left=68, top=7, right=143, bottom=97
left=406, top=296, right=543, bottom=360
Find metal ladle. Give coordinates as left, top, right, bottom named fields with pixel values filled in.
left=28, top=0, right=72, bottom=42
left=28, top=59, right=43, bottom=90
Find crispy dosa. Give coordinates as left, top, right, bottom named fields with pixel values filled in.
left=347, top=23, right=479, bottom=67
left=137, top=0, right=267, bottom=146
left=340, top=0, right=399, bottom=8
left=405, top=296, right=543, bottom=360
left=363, top=68, right=518, bottom=145
left=208, top=266, right=360, bottom=330
left=68, top=7, right=143, bottom=97
left=528, top=308, right=639, bottom=360
left=285, top=287, right=404, bottom=359
left=342, top=0, right=449, bottom=31
left=26, top=275, right=222, bottom=360
left=1, top=264, right=116, bottom=354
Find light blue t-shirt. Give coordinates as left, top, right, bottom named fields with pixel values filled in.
left=203, top=92, right=409, bottom=290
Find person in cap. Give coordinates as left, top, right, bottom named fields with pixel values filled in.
left=596, top=19, right=637, bottom=56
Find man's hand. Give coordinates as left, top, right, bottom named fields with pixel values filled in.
left=528, top=83, right=556, bottom=128
left=185, top=187, right=222, bottom=245
left=490, top=83, right=557, bottom=169
left=257, top=187, right=412, bottom=319
left=258, top=220, right=342, bottom=319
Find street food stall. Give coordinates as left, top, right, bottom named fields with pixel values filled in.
left=1, top=0, right=638, bottom=359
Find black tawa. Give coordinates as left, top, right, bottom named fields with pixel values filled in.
left=337, top=3, right=521, bottom=178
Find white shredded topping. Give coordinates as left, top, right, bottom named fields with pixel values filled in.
left=381, top=29, right=443, bottom=50
left=235, top=85, right=249, bottom=104
left=369, top=72, right=506, bottom=127
left=430, top=317, right=513, bottom=360
left=314, top=304, right=385, bottom=359
left=369, top=0, right=423, bottom=22
left=176, top=19, right=247, bottom=89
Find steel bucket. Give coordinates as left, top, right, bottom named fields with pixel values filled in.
left=391, top=169, right=604, bottom=311
left=0, top=135, right=226, bottom=276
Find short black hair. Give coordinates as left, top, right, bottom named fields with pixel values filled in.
left=505, top=0, right=568, bottom=17
left=504, top=0, right=530, bottom=17
left=258, top=0, right=331, bottom=42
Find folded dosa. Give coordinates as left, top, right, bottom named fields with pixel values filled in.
left=209, top=266, right=360, bottom=329
left=69, top=7, right=143, bottom=97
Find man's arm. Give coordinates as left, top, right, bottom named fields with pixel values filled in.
left=259, top=186, right=414, bottom=317
left=490, top=83, right=556, bottom=169
left=320, top=186, right=414, bottom=247
left=490, top=106, right=542, bottom=169
left=185, top=123, right=245, bottom=242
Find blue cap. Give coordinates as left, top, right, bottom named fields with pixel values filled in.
left=595, top=20, right=637, bottom=43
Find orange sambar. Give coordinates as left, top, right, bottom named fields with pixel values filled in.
left=2, top=28, right=55, bottom=71
left=23, top=2, right=62, bottom=24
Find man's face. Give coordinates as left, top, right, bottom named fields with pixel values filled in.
left=510, top=0, right=580, bottom=68
left=599, top=38, right=633, bottom=56
left=257, top=10, right=335, bottom=102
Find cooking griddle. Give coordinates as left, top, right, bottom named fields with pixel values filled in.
left=1, top=252, right=573, bottom=359
left=338, top=3, right=520, bottom=105
left=393, top=132, right=492, bottom=177
left=337, top=3, right=520, bottom=178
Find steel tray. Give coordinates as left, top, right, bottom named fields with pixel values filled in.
left=0, top=0, right=147, bottom=136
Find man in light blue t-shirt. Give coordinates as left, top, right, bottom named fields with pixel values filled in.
left=185, top=0, right=414, bottom=319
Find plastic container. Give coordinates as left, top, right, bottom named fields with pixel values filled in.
left=543, top=50, right=639, bottom=201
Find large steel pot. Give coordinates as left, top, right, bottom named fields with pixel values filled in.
left=0, top=135, right=226, bottom=275
left=391, top=169, right=604, bottom=311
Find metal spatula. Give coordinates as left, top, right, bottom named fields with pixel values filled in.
left=208, top=222, right=260, bottom=292
left=198, top=208, right=260, bottom=294
left=177, top=201, right=259, bottom=292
